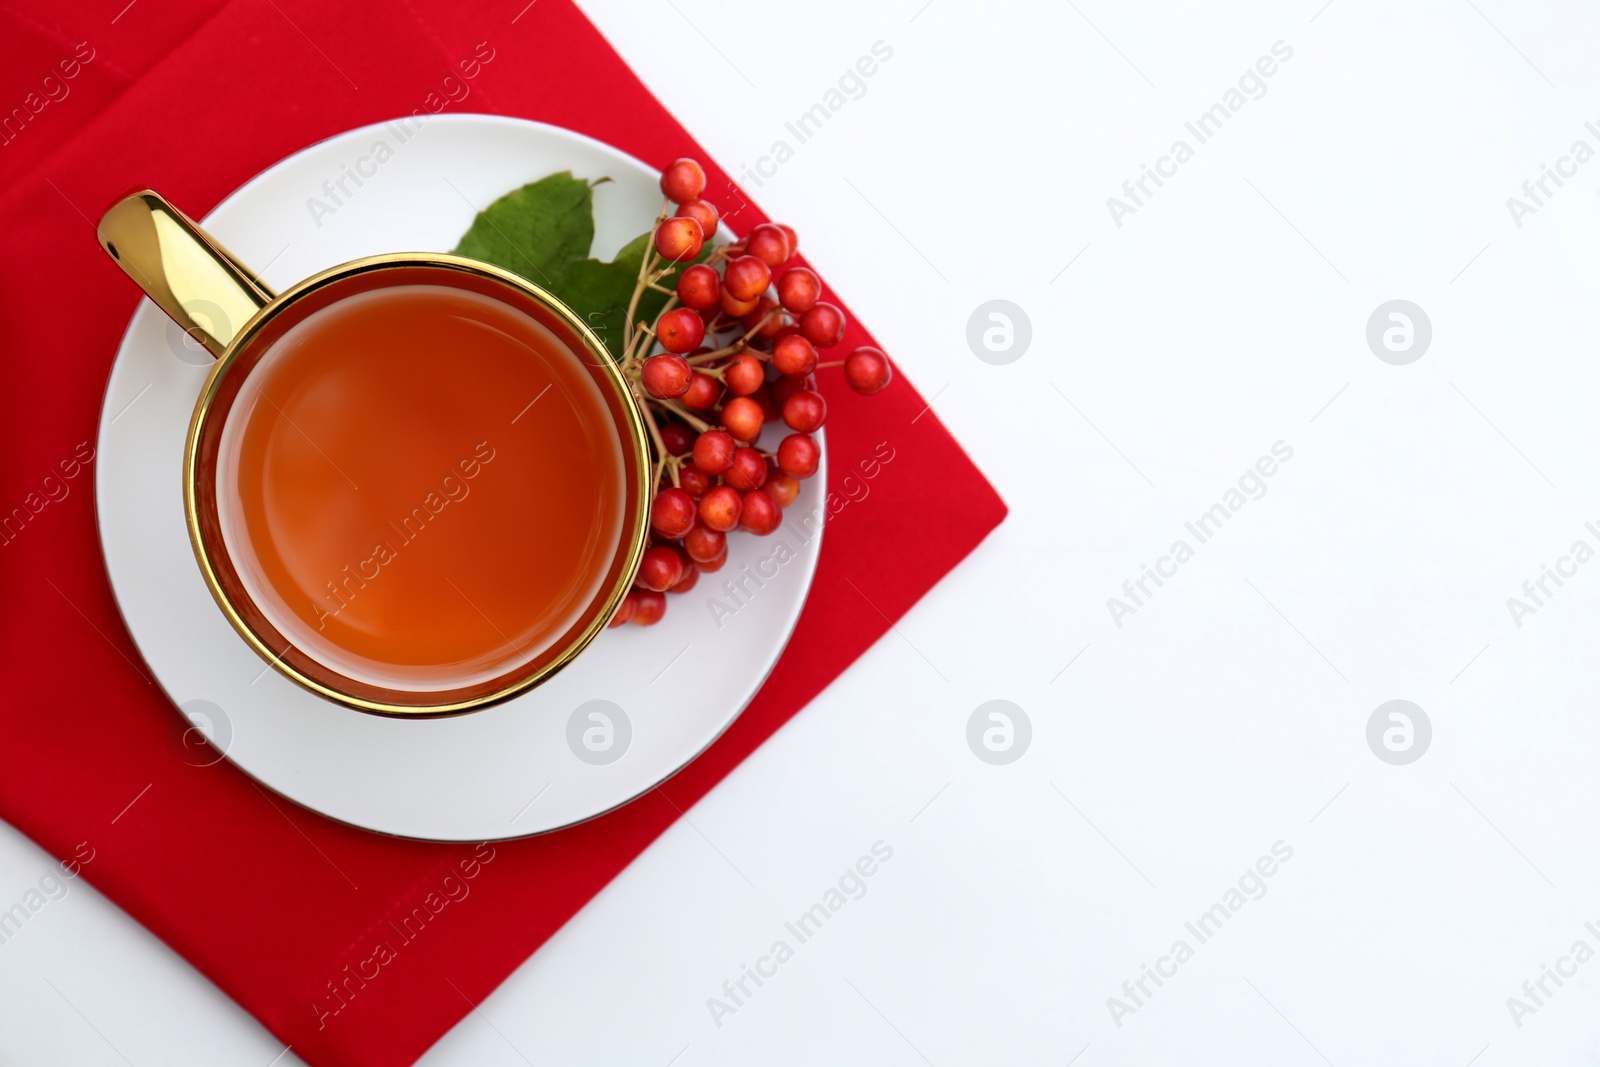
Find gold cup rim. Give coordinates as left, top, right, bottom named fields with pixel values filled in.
left=182, top=252, right=652, bottom=717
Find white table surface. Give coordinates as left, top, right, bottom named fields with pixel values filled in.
left=8, top=0, right=1600, bottom=1063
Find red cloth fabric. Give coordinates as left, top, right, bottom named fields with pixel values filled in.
left=0, top=1, right=1006, bottom=1063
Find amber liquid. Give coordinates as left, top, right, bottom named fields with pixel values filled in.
left=217, top=283, right=625, bottom=692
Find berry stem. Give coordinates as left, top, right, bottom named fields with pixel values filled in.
left=624, top=288, right=687, bottom=368
left=625, top=322, right=658, bottom=368
left=632, top=383, right=673, bottom=494
left=656, top=398, right=714, bottom=433
left=740, top=309, right=780, bottom=344
left=623, top=200, right=671, bottom=356
left=651, top=290, right=683, bottom=333
left=687, top=341, right=749, bottom=366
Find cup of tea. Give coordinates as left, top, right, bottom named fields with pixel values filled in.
left=97, top=191, right=651, bottom=717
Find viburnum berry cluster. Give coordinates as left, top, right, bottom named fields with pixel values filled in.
left=609, top=157, right=892, bottom=628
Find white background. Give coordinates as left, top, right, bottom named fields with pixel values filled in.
left=7, top=0, right=1600, bottom=1063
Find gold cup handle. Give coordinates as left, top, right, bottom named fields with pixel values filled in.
left=97, top=190, right=277, bottom=359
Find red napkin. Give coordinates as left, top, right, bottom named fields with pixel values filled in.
left=0, top=1, right=1005, bottom=1064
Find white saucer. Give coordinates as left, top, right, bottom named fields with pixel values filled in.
left=95, top=114, right=823, bottom=841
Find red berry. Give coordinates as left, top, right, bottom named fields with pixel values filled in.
left=699, top=485, right=743, bottom=531
left=675, top=199, right=718, bottom=241
left=684, top=523, right=726, bottom=563
left=660, top=422, right=695, bottom=456
left=660, top=158, right=706, bottom=203
left=651, top=487, right=697, bottom=538
left=799, top=301, right=846, bottom=347
left=772, top=333, right=817, bottom=377
left=746, top=223, right=791, bottom=268
left=656, top=307, right=705, bottom=354
left=692, top=429, right=736, bottom=474
left=720, top=396, right=765, bottom=443
left=670, top=566, right=700, bottom=594
left=726, top=446, right=768, bottom=491
left=740, top=489, right=781, bottom=535
left=679, top=466, right=712, bottom=498
left=641, top=353, right=692, bottom=398
left=766, top=471, right=800, bottom=507
left=776, top=267, right=821, bottom=313
left=637, top=545, right=685, bottom=591
left=723, top=255, right=772, bottom=302
left=695, top=548, right=728, bottom=573
left=631, top=589, right=666, bottom=625
left=843, top=345, right=893, bottom=395
left=655, top=216, right=704, bottom=262
left=776, top=433, right=821, bottom=478
left=676, top=263, right=720, bottom=311
left=782, top=390, right=826, bottom=432
left=719, top=286, right=758, bottom=318
left=778, top=223, right=798, bottom=256
left=723, top=353, right=765, bottom=396
left=681, top=371, right=722, bottom=410
left=608, top=593, right=637, bottom=628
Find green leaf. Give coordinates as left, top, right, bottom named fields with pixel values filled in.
left=455, top=174, right=714, bottom=361
left=452, top=172, right=596, bottom=294
left=558, top=244, right=644, bottom=361
left=560, top=233, right=713, bottom=361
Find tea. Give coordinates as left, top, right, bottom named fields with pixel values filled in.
left=216, top=282, right=626, bottom=691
